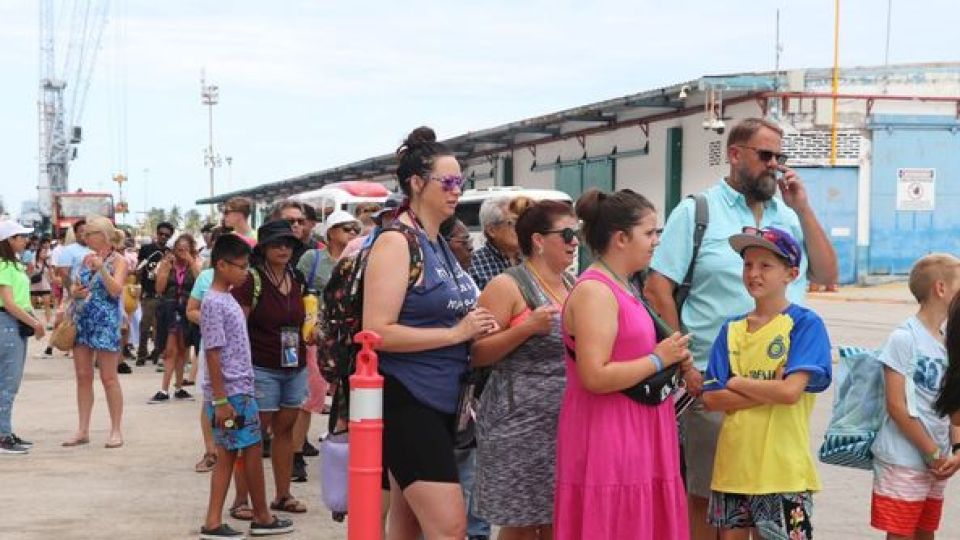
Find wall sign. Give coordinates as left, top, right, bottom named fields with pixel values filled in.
left=896, top=168, right=935, bottom=211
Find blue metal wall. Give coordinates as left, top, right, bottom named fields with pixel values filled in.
left=796, top=167, right=859, bottom=284
left=869, top=115, right=960, bottom=275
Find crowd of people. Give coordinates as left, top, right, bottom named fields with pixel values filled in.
left=1, top=117, right=960, bottom=540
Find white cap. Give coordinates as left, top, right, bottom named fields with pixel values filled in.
left=0, top=221, right=34, bottom=242
left=320, top=210, right=361, bottom=239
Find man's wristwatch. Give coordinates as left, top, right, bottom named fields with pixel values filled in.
left=952, top=443, right=960, bottom=455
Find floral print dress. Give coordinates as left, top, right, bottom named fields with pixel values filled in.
left=75, top=255, right=122, bottom=352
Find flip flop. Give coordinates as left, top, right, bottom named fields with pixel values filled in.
left=61, top=437, right=90, bottom=447
left=105, top=440, right=124, bottom=449
left=269, top=495, right=307, bottom=514
left=229, top=503, right=254, bottom=521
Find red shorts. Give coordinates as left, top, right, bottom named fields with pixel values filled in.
left=871, top=459, right=947, bottom=536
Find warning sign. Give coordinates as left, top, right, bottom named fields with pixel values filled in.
left=896, top=168, right=935, bottom=211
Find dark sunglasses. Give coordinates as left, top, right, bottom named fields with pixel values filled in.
left=737, top=145, right=788, bottom=166
left=335, top=224, right=361, bottom=234
left=427, top=174, right=466, bottom=192
left=286, top=218, right=306, bottom=225
left=542, top=228, right=579, bottom=244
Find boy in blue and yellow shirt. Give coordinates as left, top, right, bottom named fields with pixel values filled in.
left=702, top=226, right=832, bottom=539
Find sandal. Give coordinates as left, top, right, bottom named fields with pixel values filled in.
left=195, top=452, right=217, bottom=473
left=228, top=503, right=254, bottom=521
left=270, top=495, right=307, bottom=513
left=61, top=436, right=90, bottom=447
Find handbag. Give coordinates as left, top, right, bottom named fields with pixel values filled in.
left=50, top=302, right=79, bottom=351
left=17, top=320, right=35, bottom=338
left=564, top=284, right=681, bottom=407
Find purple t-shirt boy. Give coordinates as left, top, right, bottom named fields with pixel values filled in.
left=200, top=289, right=255, bottom=401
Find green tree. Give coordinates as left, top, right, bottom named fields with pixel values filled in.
left=168, top=205, right=182, bottom=230
left=183, top=209, right=202, bottom=234
left=141, top=207, right=167, bottom=236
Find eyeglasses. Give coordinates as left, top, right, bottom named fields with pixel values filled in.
left=542, top=228, right=579, bottom=244
left=335, top=224, right=361, bottom=234
left=736, top=145, right=788, bottom=166
left=286, top=218, right=306, bottom=226
left=426, top=174, right=466, bottom=192
left=447, top=235, right=472, bottom=245
left=222, top=259, right=250, bottom=271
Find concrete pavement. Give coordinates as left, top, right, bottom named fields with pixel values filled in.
left=2, top=288, right=959, bottom=539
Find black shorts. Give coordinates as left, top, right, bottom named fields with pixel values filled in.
left=382, top=375, right=459, bottom=491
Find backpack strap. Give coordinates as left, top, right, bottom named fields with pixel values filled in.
left=249, top=268, right=262, bottom=312
left=504, top=265, right=547, bottom=309
left=673, top=193, right=709, bottom=314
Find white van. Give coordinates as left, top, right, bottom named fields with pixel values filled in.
left=455, top=186, right=574, bottom=248
left=291, top=181, right=390, bottom=215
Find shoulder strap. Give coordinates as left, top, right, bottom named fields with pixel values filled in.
left=307, top=250, right=321, bottom=289
left=674, top=193, right=709, bottom=312
left=504, top=265, right=548, bottom=309
left=249, top=268, right=262, bottom=312
left=377, top=222, right=424, bottom=287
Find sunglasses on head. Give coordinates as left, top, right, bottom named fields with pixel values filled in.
left=738, top=145, right=789, bottom=166
left=426, top=174, right=466, bottom=192
left=542, top=227, right=579, bottom=244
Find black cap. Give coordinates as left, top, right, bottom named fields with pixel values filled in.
left=256, top=219, right=299, bottom=249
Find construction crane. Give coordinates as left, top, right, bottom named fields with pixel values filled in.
left=37, top=0, right=110, bottom=222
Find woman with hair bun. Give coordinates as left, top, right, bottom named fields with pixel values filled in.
left=64, top=215, right=129, bottom=448
left=555, top=189, right=691, bottom=539
left=470, top=197, right=578, bottom=538
left=363, top=126, right=499, bottom=539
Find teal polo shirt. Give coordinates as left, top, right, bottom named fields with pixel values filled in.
left=650, top=178, right=809, bottom=370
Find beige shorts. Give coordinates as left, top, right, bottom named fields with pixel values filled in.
left=681, top=398, right=724, bottom=498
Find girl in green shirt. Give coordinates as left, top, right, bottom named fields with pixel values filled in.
left=0, top=221, right=45, bottom=454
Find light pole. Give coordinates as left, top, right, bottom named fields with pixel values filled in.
left=201, top=73, right=221, bottom=218
left=113, top=172, right=128, bottom=225
left=225, top=156, right=233, bottom=192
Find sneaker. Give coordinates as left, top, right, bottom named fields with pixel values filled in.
left=122, top=344, right=135, bottom=359
left=0, top=436, right=29, bottom=454
left=301, top=441, right=319, bottom=457
left=135, top=358, right=145, bottom=367
left=117, top=361, right=132, bottom=374
left=291, top=453, right=307, bottom=482
left=9, top=434, right=33, bottom=448
left=43, top=346, right=53, bottom=357
left=148, top=390, right=170, bottom=404
left=200, top=523, right=245, bottom=539
left=174, top=388, right=195, bottom=400
left=249, top=516, right=293, bottom=536
left=155, top=364, right=165, bottom=373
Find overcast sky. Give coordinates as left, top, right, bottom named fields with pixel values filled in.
left=1, top=0, right=957, bottom=224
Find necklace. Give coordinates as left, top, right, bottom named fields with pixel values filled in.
left=525, top=261, right=569, bottom=306
left=597, top=258, right=640, bottom=299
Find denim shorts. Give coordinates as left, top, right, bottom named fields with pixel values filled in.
left=205, top=394, right=262, bottom=451
left=253, top=365, right=307, bottom=412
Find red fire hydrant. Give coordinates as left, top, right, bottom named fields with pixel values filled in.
left=348, top=330, right=384, bottom=540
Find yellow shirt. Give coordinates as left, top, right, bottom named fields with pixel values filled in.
left=704, top=304, right=832, bottom=494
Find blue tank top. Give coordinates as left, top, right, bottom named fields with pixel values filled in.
left=378, top=229, right=479, bottom=414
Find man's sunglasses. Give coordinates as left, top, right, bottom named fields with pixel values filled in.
left=426, top=174, right=466, bottom=192
left=286, top=218, right=306, bottom=225
left=542, top=228, right=579, bottom=244
left=737, top=145, right=789, bottom=166
left=334, top=224, right=361, bottom=234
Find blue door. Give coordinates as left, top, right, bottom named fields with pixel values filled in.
left=795, top=167, right=858, bottom=285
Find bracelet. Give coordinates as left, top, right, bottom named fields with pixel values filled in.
left=650, top=353, right=664, bottom=373
left=924, top=448, right=942, bottom=466
left=212, top=397, right=229, bottom=407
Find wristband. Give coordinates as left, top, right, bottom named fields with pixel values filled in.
left=212, top=397, right=229, bottom=407
left=924, top=448, right=942, bottom=466
left=650, top=353, right=664, bottom=373
left=953, top=443, right=960, bottom=455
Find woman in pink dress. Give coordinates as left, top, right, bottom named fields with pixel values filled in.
left=556, top=188, right=692, bottom=539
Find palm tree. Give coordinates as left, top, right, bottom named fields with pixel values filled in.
left=184, top=209, right=202, bottom=234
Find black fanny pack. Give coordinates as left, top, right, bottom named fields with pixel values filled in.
left=565, top=297, right=680, bottom=406
left=0, top=307, right=36, bottom=338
